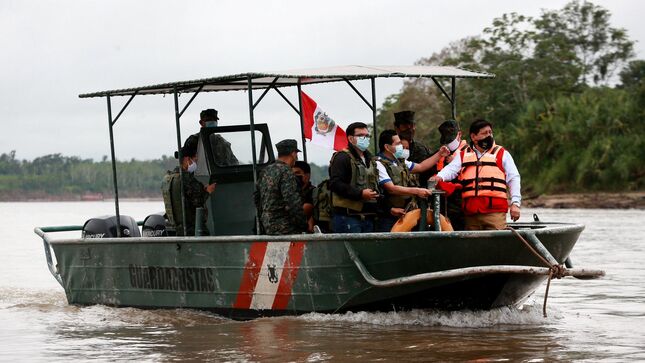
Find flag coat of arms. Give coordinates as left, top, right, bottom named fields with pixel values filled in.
left=301, top=91, right=348, bottom=151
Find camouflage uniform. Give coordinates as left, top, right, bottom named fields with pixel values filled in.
left=408, top=140, right=434, bottom=187
left=257, top=160, right=306, bottom=235
left=165, top=167, right=210, bottom=236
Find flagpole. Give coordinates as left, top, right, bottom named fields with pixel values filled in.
left=297, top=81, right=308, bottom=162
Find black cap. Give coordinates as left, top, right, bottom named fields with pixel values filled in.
left=394, top=110, right=415, bottom=127
left=276, top=139, right=301, bottom=155
left=180, top=134, right=198, bottom=158
left=200, top=109, right=219, bottom=121
left=438, top=120, right=460, bottom=145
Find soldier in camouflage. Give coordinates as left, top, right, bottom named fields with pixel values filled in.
left=183, top=109, right=239, bottom=167
left=394, top=111, right=435, bottom=187
left=256, top=139, right=307, bottom=235
left=162, top=138, right=216, bottom=236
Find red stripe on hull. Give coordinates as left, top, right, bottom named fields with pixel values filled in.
left=233, top=242, right=268, bottom=309
left=272, top=241, right=306, bottom=310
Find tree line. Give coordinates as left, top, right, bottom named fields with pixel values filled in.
left=376, top=0, right=644, bottom=194
left=0, top=151, right=330, bottom=201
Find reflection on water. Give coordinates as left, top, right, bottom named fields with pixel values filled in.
left=1, top=202, right=644, bottom=361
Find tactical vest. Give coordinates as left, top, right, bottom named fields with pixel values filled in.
left=161, top=170, right=183, bottom=233
left=459, top=143, right=507, bottom=200
left=331, top=149, right=379, bottom=212
left=312, top=179, right=331, bottom=222
left=377, top=156, right=412, bottom=208
left=437, top=140, right=468, bottom=171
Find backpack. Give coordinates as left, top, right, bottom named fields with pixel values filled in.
left=313, top=179, right=332, bottom=223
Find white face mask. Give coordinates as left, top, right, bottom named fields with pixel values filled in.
left=447, top=137, right=461, bottom=152
left=187, top=160, right=197, bottom=173
left=401, top=149, right=410, bottom=160
left=204, top=121, right=218, bottom=128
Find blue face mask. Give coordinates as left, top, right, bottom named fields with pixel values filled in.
left=355, top=136, right=370, bottom=151
left=393, top=144, right=405, bottom=159
left=204, top=121, right=218, bottom=128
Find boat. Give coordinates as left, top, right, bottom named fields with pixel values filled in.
left=35, top=65, right=604, bottom=320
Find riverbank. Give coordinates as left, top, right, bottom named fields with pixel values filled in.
left=2, top=191, right=644, bottom=209
left=523, top=192, right=645, bottom=209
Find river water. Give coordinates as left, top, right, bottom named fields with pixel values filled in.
left=1, top=201, right=643, bottom=362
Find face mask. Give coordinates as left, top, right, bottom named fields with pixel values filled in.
left=355, top=136, right=370, bottom=151
left=401, top=149, right=410, bottom=160
left=204, top=121, right=218, bottom=128
left=447, top=137, right=461, bottom=152
left=187, top=160, right=197, bottom=173
left=393, top=144, right=405, bottom=159
left=477, top=135, right=494, bottom=150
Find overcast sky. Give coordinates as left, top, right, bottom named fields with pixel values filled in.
left=1, top=0, right=643, bottom=166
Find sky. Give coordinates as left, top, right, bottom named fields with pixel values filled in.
left=1, top=0, right=643, bottom=166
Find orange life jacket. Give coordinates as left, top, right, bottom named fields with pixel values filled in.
left=437, top=140, right=468, bottom=171
left=458, top=143, right=507, bottom=200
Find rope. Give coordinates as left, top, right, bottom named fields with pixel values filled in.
left=505, top=226, right=566, bottom=317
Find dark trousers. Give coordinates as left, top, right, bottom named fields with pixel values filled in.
left=333, top=214, right=374, bottom=233
left=376, top=215, right=398, bottom=232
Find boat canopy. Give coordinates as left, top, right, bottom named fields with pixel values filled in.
left=78, top=65, right=493, bottom=98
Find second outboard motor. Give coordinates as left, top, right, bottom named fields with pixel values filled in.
left=142, top=212, right=174, bottom=237
left=82, top=215, right=141, bottom=238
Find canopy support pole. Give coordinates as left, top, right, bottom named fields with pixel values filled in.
left=247, top=76, right=261, bottom=235
left=451, top=77, right=456, bottom=119
left=111, top=91, right=138, bottom=126
left=296, top=81, right=308, bottom=162
left=272, top=87, right=300, bottom=115
left=173, top=87, right=188, bottom=236
left=106, top=95, right=121, bottom=237
left=370, top=77, right=377, bottom=155
left=178, top=84, right=204, bottom=118
left=253, top=77, right=279, bottom=110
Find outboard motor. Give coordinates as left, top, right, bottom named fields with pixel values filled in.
left=142, top=212, right=174, bottom=237
left=82, top=215, right=141, bottom=238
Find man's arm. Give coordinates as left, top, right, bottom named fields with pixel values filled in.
left=434, top=152, right=462, bottom=182
left=503, top=151, right=521, bottom=205
left=411, top=146, right=450, bottom=174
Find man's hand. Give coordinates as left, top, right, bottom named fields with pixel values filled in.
left=413, top=187, right=432, bottom=198
left=205, top=183, right=217, bottom=194
left=429, top=175, right=443, bottom=183
left=510, top=204, right=520, bottom=221
left=390, top=207, right=406, bottom=217
left=361, top=189, right=379, bottom=201
left=438, top=145, right=450, bottom=157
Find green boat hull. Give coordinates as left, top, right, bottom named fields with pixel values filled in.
left=37, top=223, right=583, bottom=319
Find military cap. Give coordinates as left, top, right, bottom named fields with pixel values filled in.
left=394, top=110, right=415, bottom=126
left=438, top=120, right=460, bottom=145
left=276, top=139, right=301, bottom=155
left=200, top=109, right=219, bottom=121
left=181, top=134, right=199, bottom=158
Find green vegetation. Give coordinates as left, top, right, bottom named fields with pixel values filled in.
left=0, top=152, right=177, bottom=200
left=376, top=0, right=644, bottom=194
left=0, top=151, right=330, bottom=201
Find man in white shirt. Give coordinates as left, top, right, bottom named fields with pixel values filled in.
left=431, top=119, right=521, bottom=230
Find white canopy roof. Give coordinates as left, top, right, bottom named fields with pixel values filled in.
left=79, top=65, right=493, bottom=98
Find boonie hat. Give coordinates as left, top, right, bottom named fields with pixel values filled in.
left=438, top=120, right=460, bottom=145
left=276, top=139, right=301, bottom=155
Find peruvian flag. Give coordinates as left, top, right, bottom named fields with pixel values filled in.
left=301, top=91, right=348, bottom=151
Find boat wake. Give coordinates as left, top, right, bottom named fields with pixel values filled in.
left=298, top=303, right=556, bottom=328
